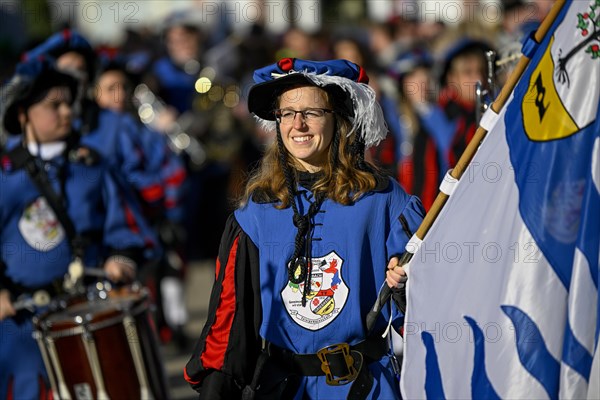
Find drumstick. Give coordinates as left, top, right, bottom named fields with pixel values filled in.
left=83, top=268, right=108, bottom=278
left=69, top=262, right=109, bottom=279
left=13, top=290, right=51, bottom=311
left=64, top=258, right=109, bottom=290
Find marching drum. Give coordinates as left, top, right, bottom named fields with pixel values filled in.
left=33, top=284, right=169, bottom=400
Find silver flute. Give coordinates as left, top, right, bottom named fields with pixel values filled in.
left=475, top=50, right=498, bottom=124
left=133, top=84, right=206, bottom=169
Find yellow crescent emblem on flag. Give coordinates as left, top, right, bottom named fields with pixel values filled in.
left=522, top=36, right=579, bottom=141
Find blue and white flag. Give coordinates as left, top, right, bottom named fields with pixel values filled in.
left=401, top=1, right=600, bottom=398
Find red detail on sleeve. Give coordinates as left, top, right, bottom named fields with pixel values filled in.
left=165, top=168, right=186, bottom=186
left=278, top=58, right=294, bottom=72
left=123, top=203, right=141, bottom=233
left=165, top=198, right=177, bottom=209
left=1, top=155, right=11, bottom=171
left=38, top=375, right=49, bottom=400
left=357, top=66, right=369, bottom=84
left=140, top=184, right=164, bottom=203
left=6, top=376, right=13, bottom=400
left=184, top=367, right=200, bottom=385
left=201, top=237, right=240, bottom=371
left=421, top=138, right=438, bottom=211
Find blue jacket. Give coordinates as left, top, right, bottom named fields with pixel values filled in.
left=152, top=57, right=197, bottom=114
left=0, top=139, right=155, bottom=289
left=81, top=108, right=187, bottom=225
left=185, top=176, right=425, bottom=399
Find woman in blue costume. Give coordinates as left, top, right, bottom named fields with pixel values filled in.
left=185, top=58, right=425, bottom=399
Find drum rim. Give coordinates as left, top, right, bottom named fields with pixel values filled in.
left=35, top=301, right=149, bottom=339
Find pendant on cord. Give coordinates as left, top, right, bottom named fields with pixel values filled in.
left=288, top=257, right=307, bottom=285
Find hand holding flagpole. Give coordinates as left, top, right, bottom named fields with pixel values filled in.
left=366, top=252, right=412, bottom=333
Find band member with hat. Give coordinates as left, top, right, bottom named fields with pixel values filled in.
left=184, top=58, right=424, bottom=399
left=388, top=48, right=440, bottom=211
left=94, top=49, right=191, bottom=346
left=0, top=57, right=155, bottom=399
left=419, top=38, right=495, bottom=175
left=23, top=30, right=191, bottom=345
left=22, top=29, right=178, bottom=221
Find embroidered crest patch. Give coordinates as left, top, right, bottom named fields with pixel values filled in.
left=18, top=197, right=65, bottom=251
left=281, top=251, right=349, bottom=330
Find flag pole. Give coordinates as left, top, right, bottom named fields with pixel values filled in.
left=414, top=0, right=567, bottom=240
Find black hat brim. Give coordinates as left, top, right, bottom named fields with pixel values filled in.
left=248, top=74, right=317, bottom=120
left=2, top=70, right=78, bottom=135
left=248, top=73, right=354, bottom=121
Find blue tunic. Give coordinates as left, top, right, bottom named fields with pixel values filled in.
left=237, top=179, right=423, bottom=399
left=81, top=108, right=187, bottom=225
left=185, top=176, right=425, bottom=399
left=0, top=139, right=154, bottom=399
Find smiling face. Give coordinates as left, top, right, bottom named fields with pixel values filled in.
left=277, top=85, right=335, bottom=172
left=20, top=86, right=73, bottom=143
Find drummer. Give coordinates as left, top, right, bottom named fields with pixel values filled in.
left=0, top=58, right=157, bottom=398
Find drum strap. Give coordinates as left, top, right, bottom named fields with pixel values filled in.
left=1, top=249, right=60, bottom=297
left=12, top=144, right=88, bottom=260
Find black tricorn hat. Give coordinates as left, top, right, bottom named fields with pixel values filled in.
left=1, top=57, right=78, bottom=135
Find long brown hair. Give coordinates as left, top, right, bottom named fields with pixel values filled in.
left=240, top=86, right=380, bottom=208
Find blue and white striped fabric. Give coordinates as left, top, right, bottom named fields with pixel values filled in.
left=401, top=1, right=600, bottom=398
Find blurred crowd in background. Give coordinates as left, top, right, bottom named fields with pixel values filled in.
left=0, top=0, right=553, bottom=347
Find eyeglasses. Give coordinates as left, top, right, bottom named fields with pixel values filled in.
left=275, top=108, right=334, bottom=124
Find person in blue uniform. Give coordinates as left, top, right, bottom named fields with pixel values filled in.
left=418, top=39, right=494, bottom=175
left=0, top=59, right=155, bottom=399
left=388, top=48, right=441, bottom=211
left=24, top=30, right=191, bottom=344
left=184, top=58, right=425, bottom=399
left=93, top=52, right=187, bottom=230
left=94, top=52, right=190, bottom=345
left=21, top=29, right=176, bottom=218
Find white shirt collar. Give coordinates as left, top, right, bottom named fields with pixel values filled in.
left=27, top=141, right=67, bottom=160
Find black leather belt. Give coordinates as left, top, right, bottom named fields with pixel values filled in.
left=267, top=336, right=388, bottom=399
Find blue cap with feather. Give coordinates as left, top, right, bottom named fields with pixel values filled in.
left=248, top=58, right=388, bottom=148
left=21, top=29, right=97, bottom=81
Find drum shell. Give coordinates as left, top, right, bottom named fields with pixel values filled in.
left=34, top=288, right=169, bottom=399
